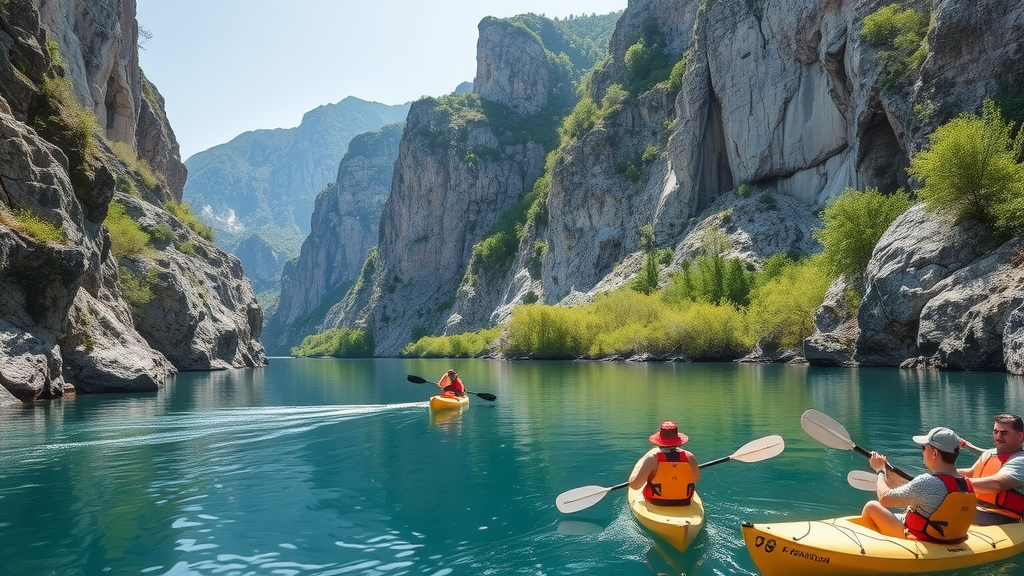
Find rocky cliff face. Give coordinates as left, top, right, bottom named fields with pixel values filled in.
left=0, top=0, right=264, bottom=405
left=182, top=97, right=411, bottom=301
left=262, top=124, right=403, bottom=353
left=291, top=0, right=1023, bottom=372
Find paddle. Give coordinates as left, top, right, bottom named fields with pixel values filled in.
left=847, top=469, right=881, bottom=491
left=800, top=409, right=913, bottom=481
left=555, top=434, right=786, bottom=513
left=406, top=374, right=496, bottom=401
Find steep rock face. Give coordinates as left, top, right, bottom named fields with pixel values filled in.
left=33, top=0, right=185, bottom=200
left=263, top=124, right=402, bottom=353
left=0, top=0, right=264, bottom=404
left=183, top=97, right=411, bottom=296
left=474, top=17, right=552, bottom=116
left=806, top=0, right=1024, bottom=372
left=851, top=205, right=1018, bottom=370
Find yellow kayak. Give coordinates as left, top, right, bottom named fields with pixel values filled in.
left=627, top=485, right=705, bottom=553
left=742, top=515, right=1024, bottom=575
left=429, top=394, right=469, bottom=411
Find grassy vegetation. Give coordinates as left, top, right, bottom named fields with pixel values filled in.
left=164, top=202, right=215, bottom=241
left=291, top=328, right=374, bottom=357
left=110, top=141, right=161, bottom=189
left=107, top=200, right=153, bottom=258
left=0, top=208, right=67, bottom=244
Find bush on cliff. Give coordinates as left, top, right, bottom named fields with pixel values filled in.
left=909, top=99, right=1024, bottom=235
left=813, top=187, right=911, bottom=278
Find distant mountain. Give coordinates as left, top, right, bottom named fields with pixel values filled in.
left=182, top=96, right=411, bottom=300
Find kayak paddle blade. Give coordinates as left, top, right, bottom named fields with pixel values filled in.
left=847, top=470, right=879, bottom=491
left=555, top=482, right=628, bottom=514
left=801, top=409, right=857, bottom=450
left=407, top=375, right=429, bottom=384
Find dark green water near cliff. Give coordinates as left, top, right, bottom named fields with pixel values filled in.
left=2, top=358, right=1023, bottom=575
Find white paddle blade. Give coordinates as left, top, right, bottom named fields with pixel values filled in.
left=556, top=485, right=612, bottom=513
left=730, top=434, right=786, bottom=463
left=847, top=470, right=879, bottom=491
left=801, top=409, right=857, bottom=450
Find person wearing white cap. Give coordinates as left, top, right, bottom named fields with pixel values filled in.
left=627, top=421, right=701, bottom=506
left=957, top=413, right=1024, bottom=525
left=859, top=427, right=976, bottom=543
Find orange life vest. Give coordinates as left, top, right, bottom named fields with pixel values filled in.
left=904, top=474, right=976, bottom=543
left=643, top=450, right=695, bottom=506
left=974, top=451, right=1024, bottom=520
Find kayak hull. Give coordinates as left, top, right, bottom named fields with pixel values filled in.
left=627, top=485, right=705, bottom=554
left=741, top=515, right=1024, bottom=576
left=429, top=394, right=469, bottom=411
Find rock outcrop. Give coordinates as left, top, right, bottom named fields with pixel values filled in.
left=262, top=124, right=403, bottom=353
left=183, top=97, right=411, bottom=299
left=288, top=0, right=1024, bottom=373
left=0, top=0, right=265, bottom=404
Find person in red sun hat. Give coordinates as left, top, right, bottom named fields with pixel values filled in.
left=628, top=421, right=700, bottom=506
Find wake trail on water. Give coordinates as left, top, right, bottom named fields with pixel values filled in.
left=4, top=402, right=427, bottom=462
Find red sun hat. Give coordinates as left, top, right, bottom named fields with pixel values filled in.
left=649, top=421, right=688, bottom=447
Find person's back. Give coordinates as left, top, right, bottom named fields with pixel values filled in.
left=861, top=427, right=975, bottom=542
left=628, top=421, right=700, bottom=506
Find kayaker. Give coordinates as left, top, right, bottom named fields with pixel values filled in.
left=437, top=369, right=465, bottom=397
left=957, top=413, right=1024, bottom=525
left=860, top=427, right=976, bottom=542
left=627, top=421, right=700, bottom=505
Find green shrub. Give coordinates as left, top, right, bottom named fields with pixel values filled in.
left=401, top=327, right=501, bottom=358
left=632, top=252, right=660, bottom=295
left=559, top=97, right=599, bottom=141
left=737, top=183, right=752, bottom=198
left=164, top=202, right=215, bottom=241
left=668, top=57, right=687, bottom=92
left=746, top=259, right=831, bottom=351
left=502, top=304, right=597, bottom=358
left=291, top=328, right=374, bottom=357
left=119, top=267, right=159, bottom=315
left=148, top=224, right=175, bottom=247
left=601, top=84, right=628, bottom=117
left=642, top=144, right=659, bottom=163
left=861, top=4, right=929, bottom=88
left=107, top=200, right=151, bottom=258
left=812, top=187, right=911, bottom=278
left=908, top=99, right=1024, bottom=235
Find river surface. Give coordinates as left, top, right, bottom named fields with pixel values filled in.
left=2, top=358, right=1024, bottom=575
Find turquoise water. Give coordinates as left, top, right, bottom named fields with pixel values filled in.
left=2, top=358, right=1023, bottom=575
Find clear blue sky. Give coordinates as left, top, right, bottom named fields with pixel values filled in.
left=136, top=0, right=627, bottom=161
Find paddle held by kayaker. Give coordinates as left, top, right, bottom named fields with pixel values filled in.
left=437, top=369, right=466, bottom=398
left=860, top=427, right=976, bottom=542
left=957, top=413, right=1024, bottom=525
left=628, top=421, right=700, bottom=505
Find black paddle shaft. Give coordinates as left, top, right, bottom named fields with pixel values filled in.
left=852, top=445, right=912, bottom=480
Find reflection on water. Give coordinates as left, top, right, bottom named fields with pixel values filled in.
left=2, top=359, right=1023, bottom=575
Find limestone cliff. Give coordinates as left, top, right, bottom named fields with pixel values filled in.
left=295, top=0, right=1023, bottom=372
left=0, top=0, right=265, bottom=405
left=263, top=124, right=403, bottom=354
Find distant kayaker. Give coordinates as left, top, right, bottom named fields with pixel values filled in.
left=957, top=413, right=1024, bottom=525
left=437, top=369, right=465, bottom=397
left=627, top=421, right=701, bottom=506
left=861, top=427, right=976, bottom=542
